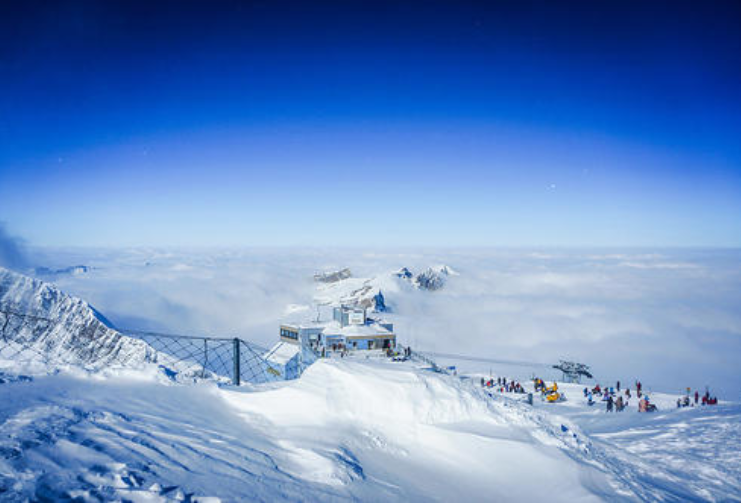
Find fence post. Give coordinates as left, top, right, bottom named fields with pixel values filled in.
left=233, top=338, right=241, bottom=386
left=203, top=339, right=209, bottom=378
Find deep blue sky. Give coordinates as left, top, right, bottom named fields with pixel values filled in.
left=1, top=0, right=740, bottom=247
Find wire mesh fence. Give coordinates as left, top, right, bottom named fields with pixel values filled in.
left=122, top=330, right=289, bottom=385
left=0, top=307, right=305, bottom=385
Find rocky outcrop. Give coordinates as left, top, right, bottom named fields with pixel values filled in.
left=314, top=268, right=352, bottom=283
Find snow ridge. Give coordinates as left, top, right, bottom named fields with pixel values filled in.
left=0, top=267, right=153, bottom=369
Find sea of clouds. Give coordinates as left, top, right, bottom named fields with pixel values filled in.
left=19, top=246, right=741, bottom=398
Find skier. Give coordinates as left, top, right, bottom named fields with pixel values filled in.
left=606, top=395, right=614, bottom=412
left=694, top=390, right=699, bottom=405
left=617, top=380, right=621, bottom=392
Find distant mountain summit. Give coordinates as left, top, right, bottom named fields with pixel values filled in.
left=313, top=268, right=352, bottom=283
left=412, top=265, right=458, bottom=291
left=312, top=264, right=458, bottom=312
left=0, top=267, right=152, bottom=368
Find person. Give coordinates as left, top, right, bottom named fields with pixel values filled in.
left=583, top=387, right=588, bottom=398
left=481, top=377, right=485, bottom=387
left=645, top=396, right=657, bottom=412
left=616, top=395, right=624, bottom=412
left=607, top=395, right=614, bottom=412
left=617, top=380, right=621, bottom=392
left=625, top=388, right=631, bottom=398
left=694, top=390, right=699, bottom=405
left=636, top=381, right=642, bottom=396
left=638, top=397, right=647, bottom=413
left=683, top=395, right=690, bottom=407
left=677, top=398, right=682, bottom=409
left=587, top=391, right=594, bottom=406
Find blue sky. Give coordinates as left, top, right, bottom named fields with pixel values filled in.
left=1, top=1, right=740, bottom=247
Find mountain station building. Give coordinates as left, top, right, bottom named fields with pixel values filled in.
left=280, top=306, right=396, bottom=352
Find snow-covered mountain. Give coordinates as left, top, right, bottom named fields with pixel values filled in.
left=0, top=267, right=153, bottom=368
left=313, top=267, right=352, bottom=283
left=313, top=264, right=457, bottom=312
left=408, top=264, right=458, bottom=291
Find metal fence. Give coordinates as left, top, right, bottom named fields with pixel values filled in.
left=119, top=329, right=292, bottom=385
left=0, top=307, right=309, bottom=386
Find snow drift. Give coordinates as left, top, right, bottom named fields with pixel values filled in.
left=0, top=359, right=615, bottom=502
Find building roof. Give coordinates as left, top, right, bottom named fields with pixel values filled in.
left=321, top=320, right=393, bottom=337
left=282, top=319, right=393, bottom=338
left=263, top=341, right=300, bottom=365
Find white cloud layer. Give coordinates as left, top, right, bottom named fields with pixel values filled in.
left=27, top=247, right=741, bottom=398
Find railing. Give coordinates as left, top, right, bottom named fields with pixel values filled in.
left=404, top=346, right=451, bottom=375
left=0, top=307, right=310, bottom=386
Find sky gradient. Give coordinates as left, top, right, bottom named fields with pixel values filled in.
left=1, top=0, right=740, bottom=247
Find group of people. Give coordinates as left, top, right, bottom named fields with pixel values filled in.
left=481, top=376, right=525, bottom=394
left=584, top=380, right=655, bottom=412
left=676, top=388, right=718, bottom=408
left=387, top=346, right=412, bottom=360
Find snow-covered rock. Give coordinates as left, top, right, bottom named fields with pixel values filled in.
left=314, top=268, right=352, bottom=283
left=394, top=267, right=413, bottom=280
left=0, top=267, right=153, bottom=369
left=413, top=265, right=457, bottom=291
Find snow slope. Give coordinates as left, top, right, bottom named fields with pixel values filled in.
left=0, top=360, right=625, bottom=502
left=466, top=377, right=741, bottom=502
left=536, top=382, right=741, bottom=502
left=0, top=267, right=153, bottom=369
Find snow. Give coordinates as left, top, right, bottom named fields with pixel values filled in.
left=2, top=352, right=740, bottom=501
left=0, top=267, right=155, bottom=369
left=0, top=361, right=615, bottom=502
left=320, top=320, right=393, bottom=337
left=263, top=341, right=299, bottom=365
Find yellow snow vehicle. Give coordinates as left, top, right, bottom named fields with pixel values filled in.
left=543, top=382, right=566, bottom=403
